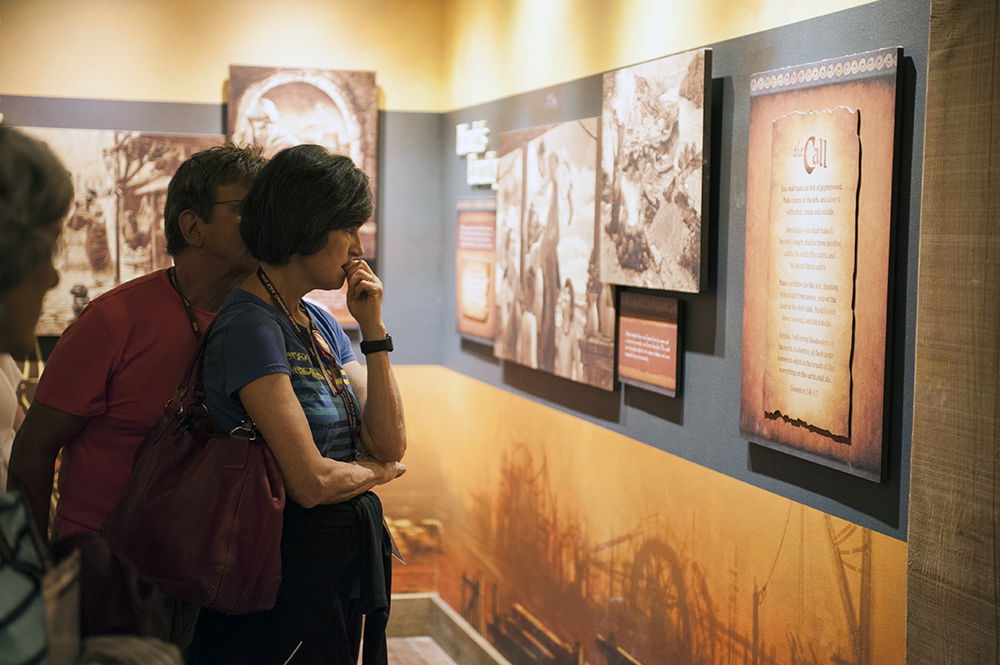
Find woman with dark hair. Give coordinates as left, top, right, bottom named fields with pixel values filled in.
left=187, top=144, right=406, bottom=665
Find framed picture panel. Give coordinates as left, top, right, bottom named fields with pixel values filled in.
left=740, top=48, right=901, bottom=480
left=599, top=48, right=711, bottom=293
left=495, top=120, right=616, bottom=390
left=617, top=291, right=681, bottom=397
left=455, top=200, right=498, bottom=343
left=17, top=127, right=223, bottom=335
left=228, top=65, right=378, bottom=259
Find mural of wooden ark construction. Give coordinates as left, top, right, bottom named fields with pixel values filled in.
left=381, top=367, right=906, bottom=665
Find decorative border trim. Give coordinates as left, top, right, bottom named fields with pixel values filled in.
left=751, top=47, right=900, bottom=95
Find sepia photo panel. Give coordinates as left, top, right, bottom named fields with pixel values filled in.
left=598, top=48, right=711, bottom=293
left=495, top=120, right=616, bottom=391
left=18, top=127, right=224, bottom=335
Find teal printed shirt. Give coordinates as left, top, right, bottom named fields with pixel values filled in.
left=203, top=289, right=360, bottom=462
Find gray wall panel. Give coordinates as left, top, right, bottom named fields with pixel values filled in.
left=376, top=110, right=448, bottom=364
left=0, top=95, right=224, bottom=134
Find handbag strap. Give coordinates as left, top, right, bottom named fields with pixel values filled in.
left=0, top=528, right=42, bottom=582
left=169, top=302, right=262, bottom=437
left=165, top=305, right=228, bottom=410
left=165, top=300, right=247, bottom=416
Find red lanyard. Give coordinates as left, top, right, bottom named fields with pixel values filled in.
left=256, top=268, right=361, bottom=451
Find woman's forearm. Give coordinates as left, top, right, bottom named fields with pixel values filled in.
left=358, top=350, right=406, bottom=462
left=298, top=457, right=404, bottom=507
left=241, top=373, right=403, bottom=508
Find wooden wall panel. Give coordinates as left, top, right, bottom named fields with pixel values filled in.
left=907, top=0, right=999, bottom=663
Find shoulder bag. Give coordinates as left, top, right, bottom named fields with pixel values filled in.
left=102, top=311, right=285, bottom=615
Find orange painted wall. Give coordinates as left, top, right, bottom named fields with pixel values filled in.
left=382, top=366, right=906, bottom=665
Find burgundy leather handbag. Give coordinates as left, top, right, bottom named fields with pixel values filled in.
left=102, top=316, right=285, bottom=615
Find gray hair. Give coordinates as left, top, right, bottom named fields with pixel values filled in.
left=0, top=125, right=74, bottom=293
left=164, top=143, right=267, bottom=256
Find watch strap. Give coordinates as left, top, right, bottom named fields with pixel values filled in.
left=360, top=333, right=393, bottom=355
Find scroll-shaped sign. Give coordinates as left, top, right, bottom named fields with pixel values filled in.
left=740, top=47, right=900, bottom=481
left=763, top=108, right=860, bottom=440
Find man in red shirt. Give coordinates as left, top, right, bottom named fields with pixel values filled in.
left=8, top=144, right=266, bottom=644
left=11, top=144, right=265, bottom=537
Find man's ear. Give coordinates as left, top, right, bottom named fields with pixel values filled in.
left=178, top=210, right=205, bottom=248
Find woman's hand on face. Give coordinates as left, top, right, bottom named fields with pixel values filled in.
left=344, top=259, right=385, bottom=336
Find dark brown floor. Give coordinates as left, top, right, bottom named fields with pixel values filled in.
left=386, top=637, right=458, bottom=665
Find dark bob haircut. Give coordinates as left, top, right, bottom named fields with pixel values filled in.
left=240, top=145, right=372, bottom=265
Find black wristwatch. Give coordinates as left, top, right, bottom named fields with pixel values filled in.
left=360, top=333, right=393, bottom=355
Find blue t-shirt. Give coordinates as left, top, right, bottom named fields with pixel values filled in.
left=203, top=289, right=360, bottom=462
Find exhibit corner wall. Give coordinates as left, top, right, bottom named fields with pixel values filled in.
left=0, top=0, right=940, bottom=662
left=390, top=2, right=926, bottom=661
left=440, top=0, right=926, bottom=541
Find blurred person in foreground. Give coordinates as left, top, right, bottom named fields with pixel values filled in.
left=0, top=124, right=72, bottom=487
left=186, top=144, right=406, bottom=665
left=0, top=124, right=183, bottom=665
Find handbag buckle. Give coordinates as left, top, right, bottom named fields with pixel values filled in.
left=164, top=386, right=189, bottom=415
left=229, top=418, right=258, bottom=440
left=177, top=402, right=208, bottom=432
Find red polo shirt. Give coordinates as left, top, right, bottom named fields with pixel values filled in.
left=35, top=269, right=214, bottom=536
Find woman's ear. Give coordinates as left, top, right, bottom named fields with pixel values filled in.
left=178, top=210, right=205, bottom=248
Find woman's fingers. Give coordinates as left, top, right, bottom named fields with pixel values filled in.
left=346, top=262, right=383, bottom=301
